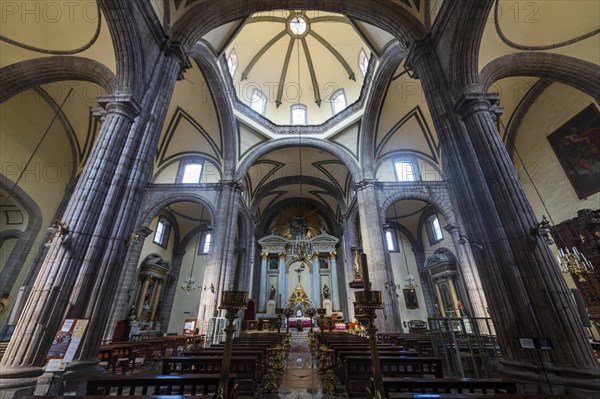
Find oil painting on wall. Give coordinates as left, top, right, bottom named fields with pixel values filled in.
left=547, top=104, right=600, bottom=199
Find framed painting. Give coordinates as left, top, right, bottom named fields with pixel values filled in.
left=547, top=104, right=600, bottom=199
left=403, top=288, right=419, bottom=309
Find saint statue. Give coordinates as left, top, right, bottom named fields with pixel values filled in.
left=322, top=284, right=330, bottom=300
left=269, top=285, right=276, bottom=301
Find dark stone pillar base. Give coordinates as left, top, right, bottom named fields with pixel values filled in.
left=0, top=368, right=40, bottom=399
left=501, top=358, right=600, bottom=398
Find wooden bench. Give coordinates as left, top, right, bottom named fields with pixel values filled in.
left=344, top=356, right=443, bottom=393
left=378, top=395, right=571, bottom=399
left=372, top=377, right=517, bottom=398
left=25, top=396, right=212, bottom=399
left=86, top=374, right=237, bottom=398
left=162, top=356, right=260, bottom=392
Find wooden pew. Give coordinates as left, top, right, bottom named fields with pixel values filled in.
left=376, top=395, right=570, bottom=399
left=162, top=356, right=260, bottom=392
left=374, top=377, right=517, bottom=397
left=86, top=374, right=237, bottom=398
left=344, top=356, right=443, bottom=393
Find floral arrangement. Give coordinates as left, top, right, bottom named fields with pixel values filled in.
left=305, top=307, right=317, bottom=317
left=283, top=306, right=294, bottom=318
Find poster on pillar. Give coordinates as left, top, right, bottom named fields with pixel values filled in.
left=46, top=319, right=89, bottom=371
left=547, top=104, right=600, bottom=199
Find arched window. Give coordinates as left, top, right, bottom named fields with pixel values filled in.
left=384, top=228, right=399, bottom=252
left=330, top=89, right=346, bottom=115
left=426, top=214, right=444, bottom=244
left=358, top=48, right=369, bottom=77
left=198, top=230, right=213, bottom=254
left=153, top=217, right=171, bottom=248
left=250, top=89, right=267, bottom=115
left=291, top=104, right=307, bottom=125
left=227, top=48, right=238, bottom=76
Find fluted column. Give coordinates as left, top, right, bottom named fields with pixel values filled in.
left=355, top=180, right=402, bottom=332
left=103, top=227, right=152, bottom=342
left=329, top=252, right=340, bottom=310
left=445, top=224, right=487, bottom=318
left=259, top=253, right=268, bottom=311
left=311, top=255, right=320, bottom=308
left=135, top=276, right=151, bottom=320
left=150, top=280, right=163, bottom=321
left=278, top=253, right=286, bottom=306
left=0, top=96, right=140, bottom=375
left=406, top=38, right=598, bottom=389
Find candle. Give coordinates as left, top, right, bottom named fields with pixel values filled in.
left=232, top=253, right=242, bottom=290
left=360, top=253, right=371, bottom=291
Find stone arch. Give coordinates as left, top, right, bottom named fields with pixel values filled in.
left=360, top=42, right=405, bottom=178
left=250, top=176, right=348, bottom=217
left=236, top=138, right=361, bottom=182
left=97, top=0, right=145, bottom=99
left=188, top=44, right=237, bottom=178
left=0, top=56, right=117, bottom=103
left=0, top=175, right=43, bottom=296
left=171, top=1, right=425, bottom=50
left=139, top=193, right=215, bottom=230
left=446, top=2, right=494, bottom=92
left=479, top=52, right=600, bottom=102
left=379, top=185, right=456, bottom=228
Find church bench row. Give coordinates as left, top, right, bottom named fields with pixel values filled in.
left=161, top=356, right=262, bottom=392
left=367, top=377, right=518, bottom=398
left=343, top=356, right=444, bottom=393
left=25, top=396, right=212, bottom=399
left=378, top=394, right=570, bottom=399
left=86, top=374, right=237, bottom=398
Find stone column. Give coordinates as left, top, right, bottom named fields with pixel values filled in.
left=445, top=224, right=487, bottom=318
left=355, top=180, right=402, bottom=332
left=433, top=283, right=445, bottom=317
left=0, top=96, right=141, bottom=376
left=406, top=38, right=598, bottom=389
left=446, top=277, right=460, bottom=316
left=135, top=276, right=152, bottom=320
left=259, top=253, right=268, bottom=311
left=278, top=253, right=286, bottom=306
left=150, top=280, right=163, bottom=321
left=158, top=248, right=185, bottom=331
left=103, top=227, right=152, bottom=342
left=329, top=252, right=340, bottom=310
left=311, top=255, right=320, bottom=308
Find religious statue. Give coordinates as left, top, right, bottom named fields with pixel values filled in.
left=322, top=284, right=330, bottom=300
left=269, top=285, right=276, bottom=300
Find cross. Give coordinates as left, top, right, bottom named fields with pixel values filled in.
left=294, top=267, right=303, bottom=284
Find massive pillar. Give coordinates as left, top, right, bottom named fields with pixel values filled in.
left=278, top=253, right=286, bottom=306
left=355, top=180, right=402, bottom=332
left=311, top=256, right=320, bottom=308
left=406, top=38, right=598, bottom=392
left=0, top=38, right=188, bottom=383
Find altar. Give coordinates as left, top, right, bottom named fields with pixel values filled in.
left=288, top=317, right=312, bottom=327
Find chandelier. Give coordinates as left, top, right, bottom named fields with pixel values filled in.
left=181, top=229, right=202, bottom=295
left=556, top=247, right=594, bottom=282
left=289, top=230, right=312, bottom=268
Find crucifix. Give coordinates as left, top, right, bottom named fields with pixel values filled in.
left=294, top=267, right=303, bottom=284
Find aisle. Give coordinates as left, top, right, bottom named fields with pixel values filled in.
left=268, top=330, right=350, bottom=399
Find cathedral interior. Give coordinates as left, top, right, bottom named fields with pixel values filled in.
left=0, top=1, right=599, bottom=398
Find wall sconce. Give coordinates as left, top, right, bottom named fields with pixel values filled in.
left=530, top=215, right=554, bottom=245
left=44, top=220, right=69, bottom=247
left=204, top=283, right=215, bottom=293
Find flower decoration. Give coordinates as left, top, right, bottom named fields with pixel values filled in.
left=283, top=306, right=294, bottom=318
left=305, top=307, right=317, bottom=317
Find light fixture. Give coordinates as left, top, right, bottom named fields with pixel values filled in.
left=531, top=215, right=554, bottom=245
left=44, top=220, right=69, bottom=247
left=556, top=247, right=594, bottom=282
left=181, top=232, right=201, bottom=295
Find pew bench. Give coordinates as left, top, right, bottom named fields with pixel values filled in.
left=344, top=356, right=443, bottom=394
left=86, top=374, right=237, bottom=398
left=369, top=377, right=517, bottom=398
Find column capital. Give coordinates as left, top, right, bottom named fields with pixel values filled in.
left=404, top=37, right=434, bottom=79
left=163, top=39, right=192, bottom=80
left=329, top=251, right=337, bottom=258
left=454, top=91, right=501, bottom=121
left=444, top=223, right=461, bottom=235
left=97, top=94, right=141, bottom=121
left=353, top=179, right=378, bottom=192
left=220, top=179, right=244, bottom=192
left=261, top=252, right=269, bottom=259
